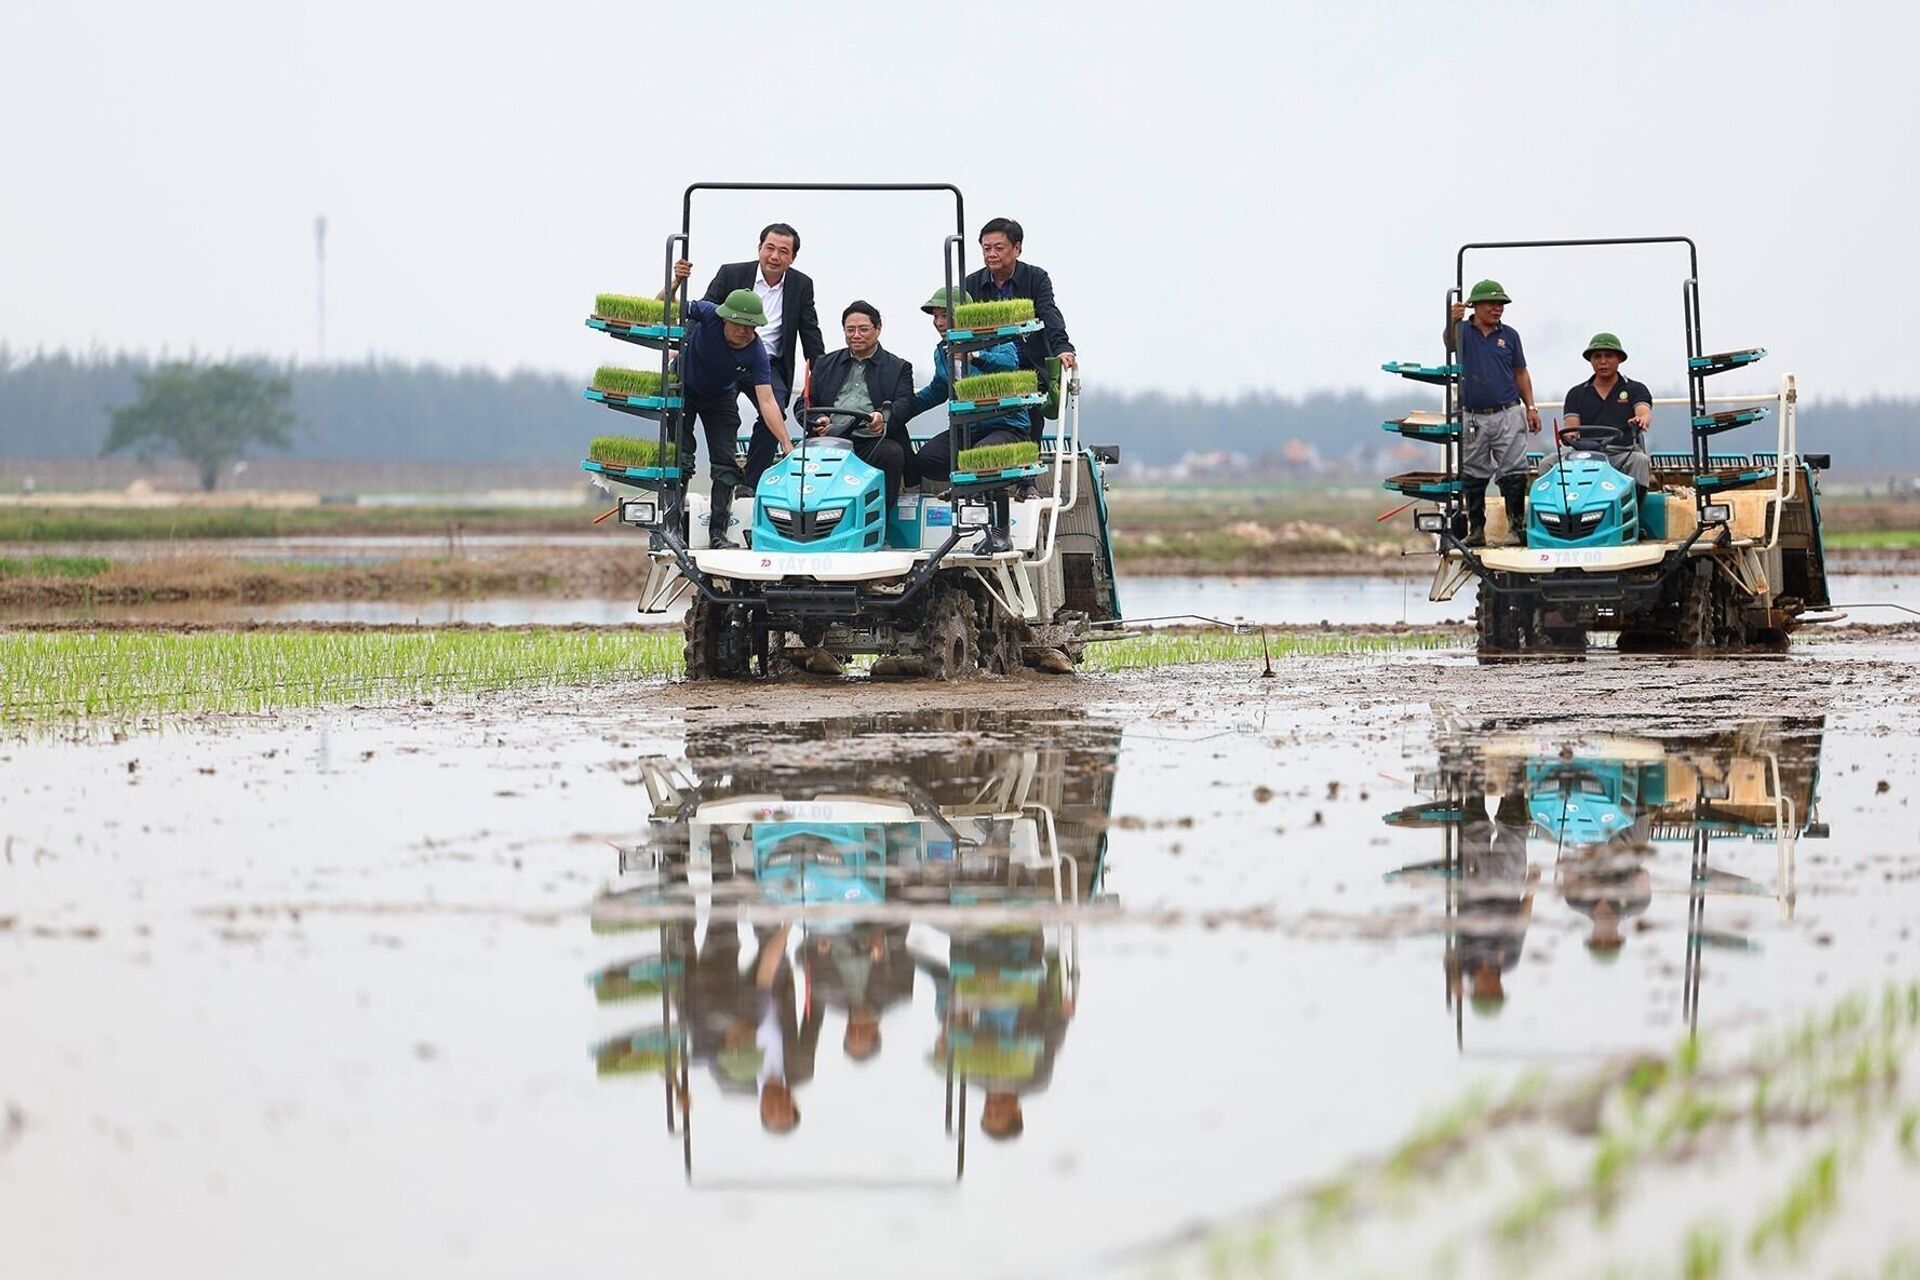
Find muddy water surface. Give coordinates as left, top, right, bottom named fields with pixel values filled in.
left=11, top=569, right=1920, bottom=628
left=3, top=647, right=1919, bottom=1277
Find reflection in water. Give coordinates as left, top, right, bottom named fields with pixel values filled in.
left=1385, top=718, right=1827, bottom=1046
left=585, top=712, right=1121, bottom=1183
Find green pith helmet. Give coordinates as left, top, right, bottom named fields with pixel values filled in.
left=715, top=289, right=768, bottom=327
left=1467, top=279, right=1512, bottom=305
left=922, top=286, right=972, bottom=314
left=1583, top=332, right=1629, bottom=361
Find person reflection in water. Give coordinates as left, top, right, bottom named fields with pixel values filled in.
left=1558, top=822, right=1654, bottom=957
left=682, top=917, right=821, bottom=1134
left=809, top=923, right=915, bottom=1064
left=1454, top=787, right=1538, bottom=1012
left=929, top=926, right=1074, bottom=1140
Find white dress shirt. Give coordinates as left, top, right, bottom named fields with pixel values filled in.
left=752, top=268, right=785, bottom=358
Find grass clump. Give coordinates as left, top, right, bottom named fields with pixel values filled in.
left=955, top=441, right=1040, bottom=472
left=591, top=366, right=667, bottom=399
left=593, top=294, right=678, bottom=325
left=1082, top=629, right=1467, bottom=670
left=952, top=370, right=1039, bottom=401
left=0, top=627, right=683, bottom=728
left=952, top=299, right=1035, bottom=328
left=0, top=555, right=112, bottom=579
left=589, top=435, right=678, bottom=468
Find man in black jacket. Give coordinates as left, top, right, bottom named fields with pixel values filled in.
left=799, top=301, right=914, bottom=509
left=691, top=223, right=826, bottom=489
left=964, top=217, right=1076, bottom=445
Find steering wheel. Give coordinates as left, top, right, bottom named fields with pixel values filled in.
left=806, top=406, right=883, bottom=440
left=1564, top=421, right=1633, bottom=450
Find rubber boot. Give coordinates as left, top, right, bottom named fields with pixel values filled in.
left=708, top=484, right=737, bottom=549
left=1462, top=479, right=1489, bottom=548
left=1498, top=475, right=1528, bottom=547
left=977, top=493, right=1014, bottom=554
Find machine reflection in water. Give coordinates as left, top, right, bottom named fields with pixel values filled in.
left=582, top=712, right=1121, bottom=1184
left=1385, top=717, right=1827, bottom=1047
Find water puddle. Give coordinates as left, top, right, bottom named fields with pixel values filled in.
left=2, top=684, right=1916, bottom=1276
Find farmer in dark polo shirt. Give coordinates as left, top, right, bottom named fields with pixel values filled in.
left=1444, top=280, right=1541, bottom=546
left=1560, top=332, right=1655, bottom=504
left=675, top=290, right=792, bottom=548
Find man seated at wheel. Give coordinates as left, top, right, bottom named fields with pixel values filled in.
left=1559, top=332, right=1654, bottom=503
left=894, top=286, right=1027, bottom=488
left=797, top=300, right=914, bottom=508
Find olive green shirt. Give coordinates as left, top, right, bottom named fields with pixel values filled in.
left=832, top=358, right=875, bottom=415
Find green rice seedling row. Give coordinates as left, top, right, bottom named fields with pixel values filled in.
left=592, top=294, right=678, bottom=325
left=952, top=299, right=1035, bottom=327
left=590, top=366, right=667, bottom=398
left=952, top=370, right=1039, bottom=400
left=588, top=435, right=678, bottom=468
left=955, top=442, right=1040, bottom=471
left=0, top=629, right=680, bottom=728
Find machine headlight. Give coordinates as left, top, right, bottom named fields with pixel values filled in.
left=1577, top=510, right=1603, bottom=526
left=1701, top=503, right=1732, bottom=524
left=1414, top=512, right=1447, bottom=533
left=956, top=504, right=990, bottom=528
left=619, top=498, right=659, bottom=527
left=815, top=507, right=844, bottom=527
left=766, top=506, right=794, bottom=525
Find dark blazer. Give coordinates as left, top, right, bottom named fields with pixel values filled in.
left=702, top=263, right=824, bottom=405
left=802, top=347, right=915, bottom=449
left=963, top=260, right=1074, bottom=382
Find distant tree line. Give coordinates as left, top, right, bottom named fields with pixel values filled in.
left=2, top=347, right=1915, bottom=475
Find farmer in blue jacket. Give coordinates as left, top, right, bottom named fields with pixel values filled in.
left=894, top=287, right=1027, bottom=487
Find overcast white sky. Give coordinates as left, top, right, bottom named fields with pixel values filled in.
left=3, top=0, right=1915, bottom=401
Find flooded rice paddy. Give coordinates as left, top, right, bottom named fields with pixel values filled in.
left=3, top=643, right=1919, bottom=1275
left=9, top=569, right=1920, bottom=629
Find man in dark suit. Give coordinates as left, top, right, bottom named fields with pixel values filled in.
left=963, top=217, right=1076, bottom=445
left=693, top=223, right=826, bottom=490
left=799, top=301, right=914, bottom=509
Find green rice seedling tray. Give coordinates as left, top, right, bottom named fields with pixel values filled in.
left=1382, top=470, right=1462, bottom=499
left=584, top=388, right=683, bottom=420
left=581, top=458, right=680, bottom=484
left=950, top=463, right=1047, bottom=486
left=1381, top=411, right=1460, bottom=443
left=944, top=317, right=1045, bottom=349
left=1688, top=348, right=1766, bottom=376
left=1693, top=467, right=1775, bottom=492
left=953, top=370, right=1039, bottom=400
left=949, top=392, right=1047, bottom=418
left=587, top=957, right=684, bottom=1004
left=586, top=315, right=687, bottom=350
left=587, top=433, right=678, bottom=468
left=952, top=299, right=1036, bottom=329
left=956, top=441, right=1040, bottom=472
left=591, top=1027, right=684, bottom=1078
left=1382, top=360, right=1461, bottom=386
left=1692, top=406, right=1770, bottom=436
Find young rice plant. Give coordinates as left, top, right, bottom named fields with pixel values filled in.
left=954, top=441, right=1041, bottom=472
left=591, top=366, right=667, bottom=399
left=589, top=435, right=678, bottom=468
left=952, top=370, right=1040, bottom=401
left=952, top=299, right=1036, bottom=328
left=593, top=294, right=679, bottom=325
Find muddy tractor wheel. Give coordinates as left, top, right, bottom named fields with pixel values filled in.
left=1675, top=563, right=1717, bottom=651
left=683, top=598, right=752, bottom=680
left=1475, top=591, right=1529, bottom=654
left=977, top=592, right=1031, bottom=676
left=922, top=587, right=979, bottom=680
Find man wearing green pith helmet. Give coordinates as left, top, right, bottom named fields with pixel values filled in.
left=1445, top=281, right=1541, bottom=547
left=672, top=287, right=793, bottom=548
left=1560, top=332, right=1655, bottom=501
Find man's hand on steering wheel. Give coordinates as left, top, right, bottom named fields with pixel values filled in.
left=805, top=407, right=876, bottom=439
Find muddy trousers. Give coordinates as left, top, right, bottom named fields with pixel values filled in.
left=1464, top=474, right=1528, bottom=539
